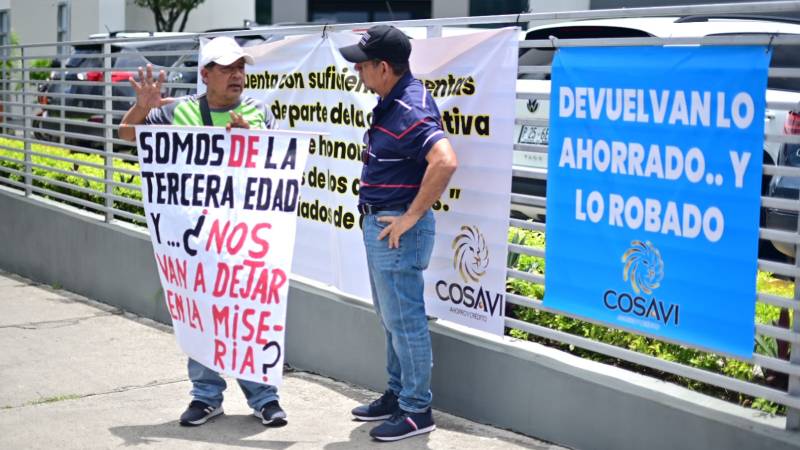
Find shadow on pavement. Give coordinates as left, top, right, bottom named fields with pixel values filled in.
left=108, top=414, right=301, bottom=449
left=323, top=420, right=432, bottom=450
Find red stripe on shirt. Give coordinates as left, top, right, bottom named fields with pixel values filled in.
left=373, top=117, right=431, bottom=140
left=360, top=181, right=421, bottom=188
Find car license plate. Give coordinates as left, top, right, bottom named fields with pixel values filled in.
left=518, top=125, right=549, bottom=145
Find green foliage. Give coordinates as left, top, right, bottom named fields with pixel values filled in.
left=134, top=0, right=207, bottom=32
left=751, top=397, right=782, bottom=415
left=506, top=227, right=545, bottom=274
left=0, top=33, right=21, bottom=88
left=29, top=59, right=54, bottom=82
left=0, top=138, right=143, bottom=222
left=505, top=225, right=794, bottom=416
left=506, top=229, right=525, bottom=268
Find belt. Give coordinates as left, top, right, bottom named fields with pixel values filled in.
left=357, top=203, right=409, bottom=215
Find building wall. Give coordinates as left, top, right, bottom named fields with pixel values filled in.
left=592, top=0, right=782, bottom=8
left=125, top=0, right=255, bottom=32
left=432, top=0, right=468, bottom=18
left=271, top=0, right=307, bottom=25
left=270, top=0, right=471, bottom=24
left=70, top=0, right=99, bottom=40
left=9, top=0, right=57, bottom=46
left=528, top=0, right=591, bottom=26
left=8, top=0, right=123, bottom=47
left=9, top=0, right=800, bottom=47
left=95, top=0, right=125, bottom=34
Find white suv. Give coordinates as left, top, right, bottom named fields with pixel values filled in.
left=514, top=15, right=800, bottom=259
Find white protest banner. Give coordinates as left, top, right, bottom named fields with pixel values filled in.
left=235, top=33, right=377, bottom=297
left=413, top=29, right=517, bottom=335
left=218, top=28, right=516, bottom=335
left=136, top=126, right=311, bottom=384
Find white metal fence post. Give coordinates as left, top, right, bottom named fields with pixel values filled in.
left=21, top=46, right=31, bottom=197
left=59, top=43, right=65, bottom=146
left=788, top=193, right=800, bottom=430
left=103, top=42, right=113, bottom=223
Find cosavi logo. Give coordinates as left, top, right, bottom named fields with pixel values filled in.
left=622, top=240, right=663, bottom=295
left=435, top=225, right=503, bottom=318
left=603, top=240, right=680, bottom=326
left=453, top=225, right=489, bottom=283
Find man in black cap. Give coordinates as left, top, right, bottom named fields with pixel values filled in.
left=339, top=25, right=458, bottom=442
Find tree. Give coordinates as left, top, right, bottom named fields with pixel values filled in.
left=134, top=0, right=206, bottom=32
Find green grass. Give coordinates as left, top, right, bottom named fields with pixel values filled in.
left=28, top=394, right=81, bottom=405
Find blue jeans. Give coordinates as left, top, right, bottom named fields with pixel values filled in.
left=187, top=358, right=278, bottom=411
left=363, top=209, right=436, bottom=413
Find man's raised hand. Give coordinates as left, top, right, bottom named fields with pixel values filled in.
left=128, top=63, right=166, bottom=112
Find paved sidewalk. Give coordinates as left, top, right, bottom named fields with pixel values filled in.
left=0, top=271, right=564, bottom=449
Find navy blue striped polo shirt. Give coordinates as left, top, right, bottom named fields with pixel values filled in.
left=360, top=71, right=445, bottom=207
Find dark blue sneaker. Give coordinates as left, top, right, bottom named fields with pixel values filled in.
left=179, top=400, right=223, bottom=426
left=369, top=408, right=436, bottom=442
left=255, top=400, right=287, bottom=426
left=351, top=390, right=399, bottom=421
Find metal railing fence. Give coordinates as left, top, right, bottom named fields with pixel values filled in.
left=0, top=0, right=798, bottom=432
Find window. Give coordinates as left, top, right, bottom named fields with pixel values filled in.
left=255, top=0, right=272, bottom=25
left=0, top=9, right=9, bottom=99
left=0, top=10, right=9, bottom=47
left=469, top=0, right=527, bottom=16
left=469, top=0, right=528, bottom=28
left=309, top=0, right=430, bottom=23
left=57, top=2, right=70, bottom=55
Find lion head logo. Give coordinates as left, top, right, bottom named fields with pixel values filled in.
left=622, top=240, right=664, bottom=295
left=452, top=225, right=489, bottom=284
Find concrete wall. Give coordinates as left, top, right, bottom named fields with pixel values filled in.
left=0, top=188, right=798, bottom=450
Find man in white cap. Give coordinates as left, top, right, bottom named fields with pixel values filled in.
left=119, top=36, right=285, bottom=427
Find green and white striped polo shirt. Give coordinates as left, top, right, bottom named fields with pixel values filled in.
left=144, top=94, right=276, bottom=130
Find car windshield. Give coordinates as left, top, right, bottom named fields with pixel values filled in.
left=519, top=26, right=653, bottom=80
left=64, top=45, right=102, bottom=69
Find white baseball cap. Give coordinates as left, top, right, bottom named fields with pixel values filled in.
left=199, top=36, right=255, bottom=67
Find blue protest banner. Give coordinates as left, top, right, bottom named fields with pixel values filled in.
left=544, top=46, right=770, bottom=358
